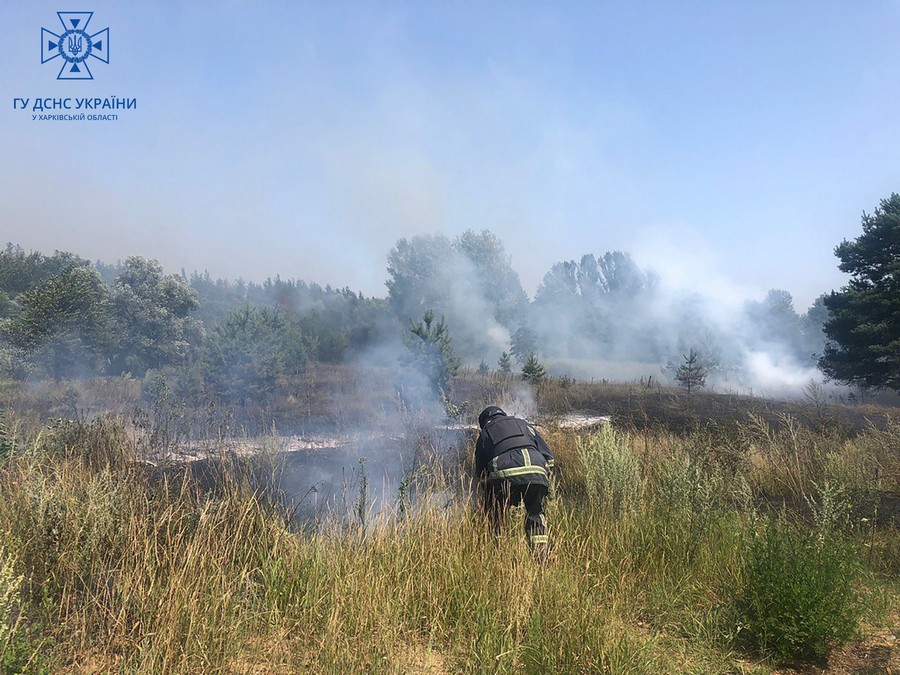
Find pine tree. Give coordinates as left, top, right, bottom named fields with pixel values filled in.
left=498, top=351, right=512, bottom=374
left=819, top=194, right=900, bottom=393
left=522, top=353, right=546, bottom=383
left=406, top=309, right=460, bottom=397
left=673, top=348, right=708, bottom=394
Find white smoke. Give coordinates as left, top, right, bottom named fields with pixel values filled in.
left=740, top=350, right=825, bottom=396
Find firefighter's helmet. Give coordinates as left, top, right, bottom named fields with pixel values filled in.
left=478, top=406, right=506, bottom=429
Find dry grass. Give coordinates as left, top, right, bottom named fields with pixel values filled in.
left=0, top=387, right=897, bottom=673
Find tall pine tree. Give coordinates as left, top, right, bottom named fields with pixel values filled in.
left=819, top=194, right=900, bottom=393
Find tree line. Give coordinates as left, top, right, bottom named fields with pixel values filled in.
left=1, top=193, right=897, bottom=398
left=0, top=251, right=392, bottom=400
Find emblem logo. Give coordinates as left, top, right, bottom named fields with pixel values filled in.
left=41, top=12, right=109, bottom=80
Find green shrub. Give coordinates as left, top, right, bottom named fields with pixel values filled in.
left=733, top=518, right=862, bottom=662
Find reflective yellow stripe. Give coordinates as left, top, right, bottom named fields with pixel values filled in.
left=529, top=535, right=548, bottom=544
left=546, top=458, right=555, bottom=468
left=492, top=455, right=499, bottom=473
left=521, top=448, right=530, bottom=467
left=488, top=465, right=547, bottom=481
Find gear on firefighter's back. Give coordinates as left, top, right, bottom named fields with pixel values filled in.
left=475, top=407, right=555, bottom=558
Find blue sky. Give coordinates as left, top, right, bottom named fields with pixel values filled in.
left=2, top=1, right=899, bottom=309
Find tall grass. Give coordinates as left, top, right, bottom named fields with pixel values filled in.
left=0, top=540, right=22, bottom=662
left=577, top=424, right=643, bottom=517
left=0, top=412, right=895, bottom=673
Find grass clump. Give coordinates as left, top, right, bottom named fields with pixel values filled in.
left=577, top=425, right=643, bottom=517
left=0, top=539, right=22, bottom=658
left=733, top=517, right=863, bottom=662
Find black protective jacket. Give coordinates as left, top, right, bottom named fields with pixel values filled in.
left=475, top=414, right=555, bottom=487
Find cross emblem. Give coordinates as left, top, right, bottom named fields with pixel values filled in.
left=41, top=12, right=109, bottom=80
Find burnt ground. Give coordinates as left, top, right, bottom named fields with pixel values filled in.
left=3, top=367, right=897, bottom=441
left=547, top=387, right=895, bottom=437
left=454, top=372, right=898, bottom=437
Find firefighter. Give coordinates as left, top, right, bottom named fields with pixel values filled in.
left=475, top=406, right=555, bottom=559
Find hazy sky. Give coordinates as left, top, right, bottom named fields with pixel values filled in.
left=2, top=1, right=898, bottom=309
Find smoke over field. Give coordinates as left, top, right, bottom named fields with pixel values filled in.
left=382, top=234, right=836, bottom=399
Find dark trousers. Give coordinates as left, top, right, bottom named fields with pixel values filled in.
left=482, top=482, right=548, bottom=549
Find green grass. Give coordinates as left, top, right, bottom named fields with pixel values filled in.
left=0, top=402, right=896, bottom=673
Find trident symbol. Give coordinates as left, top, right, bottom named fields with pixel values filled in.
left=68, top=35, right=83, bottom=55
